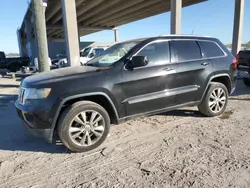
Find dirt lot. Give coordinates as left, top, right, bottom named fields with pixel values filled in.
left=0, top=77, right=250, bottom=188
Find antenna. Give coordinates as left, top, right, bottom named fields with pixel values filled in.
left=191, top=30, right=195, bottom=35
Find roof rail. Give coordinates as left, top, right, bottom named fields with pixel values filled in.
left=160, top=34, right=213, bottom=38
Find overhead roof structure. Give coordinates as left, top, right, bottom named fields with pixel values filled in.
left=20, top=0, right=206, bottom=39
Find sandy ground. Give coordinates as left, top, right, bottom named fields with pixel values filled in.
left=0, top=77, right=250, bottom=188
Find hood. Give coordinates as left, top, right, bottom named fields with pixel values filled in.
left=23, top=66, right=106, bottom=86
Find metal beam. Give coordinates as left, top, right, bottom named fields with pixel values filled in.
left=78, top=0, right=124, bottom=23
left=92, top=0, right=163, bottom=26
left=49, top=0, right=105, bottom=25
left=46, top=25, right=113, bottom=31
left=105, top=5, right=168, bottom=27
left=101, top=1, right=166, bottom=27
left=81, top=0, right=146, bottom=26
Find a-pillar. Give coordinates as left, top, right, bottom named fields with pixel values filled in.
left=113, top=28, right=119, bottom=42
left=170, top=0, right=182, bottom=34
left=61, top=0, right=80, bottom=67
left=232, top=0, right=245, bottom=56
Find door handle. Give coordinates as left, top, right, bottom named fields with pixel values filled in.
left=163, top=67, right=174, bottom=71
left=201, top=62, right=209, bottom=66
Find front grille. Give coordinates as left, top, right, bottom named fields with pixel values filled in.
left=18, top=88, right=25, bottom=104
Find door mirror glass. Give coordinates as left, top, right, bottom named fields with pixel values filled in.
left=127, top=56, right=148, bottom=69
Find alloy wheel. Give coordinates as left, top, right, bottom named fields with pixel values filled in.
left=208, top=88, right=226, bottom=113
left=69, top=110, right=105, bottom=147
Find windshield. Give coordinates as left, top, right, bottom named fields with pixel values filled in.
left=81, top=47, right=92, bottom=57
left=85, top=41, right=140, bottom=67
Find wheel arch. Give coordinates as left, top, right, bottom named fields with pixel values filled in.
left=201, top=73, right=232, bottom=102
left=49, top=92, right=120, bottom=142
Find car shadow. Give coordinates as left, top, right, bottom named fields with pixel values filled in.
left=0, top=95, right=67, bottom=154
left=0, top=84, right=19, bottom=88
left=157, top=109, right=205, bottom=118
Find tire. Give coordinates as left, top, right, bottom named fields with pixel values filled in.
left=243, top=78, right=250, bottom=87
left=198, top=82, right=229, bottom=117
left=57, top=101, right=110, bottom=152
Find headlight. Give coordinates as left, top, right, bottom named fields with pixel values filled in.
left=23, top=88, right=51, bottom=103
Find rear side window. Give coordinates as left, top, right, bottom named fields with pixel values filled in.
left=198, top=41, right=225, bottom=58
left=170, top=41, right=201, bottom=62
left=137, top=41, right=170, bottom=66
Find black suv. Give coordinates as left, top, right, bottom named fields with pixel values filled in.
left=236, top=50, right=250, bottom=86
left=15, top=35, right=237, bottom=152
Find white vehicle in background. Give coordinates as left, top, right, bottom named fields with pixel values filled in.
left=57, top=46, right=110, bottom=68
left=80, top=46, right=108, bottom=65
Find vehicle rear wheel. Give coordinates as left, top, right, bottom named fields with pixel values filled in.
left=198, top=82, right=228, bottom=117
left=243, top=78, right=250, bottom=87
left=58, top=101, right=110, bottom=152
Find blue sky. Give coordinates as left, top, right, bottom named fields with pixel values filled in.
left=0, top=0, right=249, bottom=53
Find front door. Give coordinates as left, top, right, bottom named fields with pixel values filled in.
left=122, top=40, right=178, bottom=117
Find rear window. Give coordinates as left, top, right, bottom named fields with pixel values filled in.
left=198, top=41, right=225, bottom=58
left=239, top=51, right=250, bottom=59
left=170, top=41, right=201, bottom=62
left=0, top=52, right=5, bottom=60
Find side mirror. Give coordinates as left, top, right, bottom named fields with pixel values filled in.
left=127, top=56, right=148, bottom=69
left=89, top=53, right=94, bottom=58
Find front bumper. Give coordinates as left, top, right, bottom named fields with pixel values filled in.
left=15, top=101, right=53, bottom=143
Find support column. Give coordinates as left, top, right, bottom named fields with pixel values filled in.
left=61, top=0, right=80, bottom=67
left=232, top=0, right=245, bottom=56
left=33, top=0, right=50, bottom=72
left=170, top=0, right=182, bottom=34
left=113, top=28, right=119, bottom=42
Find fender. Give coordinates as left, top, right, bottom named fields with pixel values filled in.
left=200, top=73, right=232, bottom=101
left=48, top=92, right=120, bottom=142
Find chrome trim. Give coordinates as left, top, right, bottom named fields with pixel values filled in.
left=123, top=85, right=200, bottom=104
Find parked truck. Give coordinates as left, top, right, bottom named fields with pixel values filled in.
left=0, top=51, right=30, bottom=72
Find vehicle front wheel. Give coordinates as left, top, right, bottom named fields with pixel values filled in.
left=243, top=78, right=250, bottom=87
left=58, top=101, right=110, bottom=152
left=198, top=82, right=228, bottom=117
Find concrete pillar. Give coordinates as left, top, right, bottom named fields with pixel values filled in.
left=232, top=0, right=245, bottom=56
left=16, top=29, right=24, bottom=57
left=114, top=28, right=119, bottom=42
left=61, top=0, right=80, bottom=67
left=170, top=0, right=182, bottom=34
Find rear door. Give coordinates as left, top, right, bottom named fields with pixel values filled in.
left=122, top=40, right=178, bottom=116
left=170, top=40, right=213, bottom=105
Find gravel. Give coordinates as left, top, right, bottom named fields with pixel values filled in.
left=0, top=77, right=250, bottom=188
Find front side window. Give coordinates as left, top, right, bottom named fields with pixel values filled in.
left=80, top=47, right=92, bottom=57
left=85, top=41, right=140, bottom=67
left=136, top=41, right=170, bottom=66
left=92, top=48, right=105, bottom=56
left=171, top=40, right=201, bottom=62
left=198, top=41, right=225, bottom=58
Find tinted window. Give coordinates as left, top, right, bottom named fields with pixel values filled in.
left=198, top=41, right=224, bottom=58
left=137, top=41, right=170, bottom=66
left=0, top=52, right=5, bottom=60
left=93, top=48, right=105, bottom=56
left=171, top=40, right=201, bottom=62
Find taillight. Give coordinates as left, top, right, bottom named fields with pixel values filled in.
left=233, top=54, right=239, bottom=69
